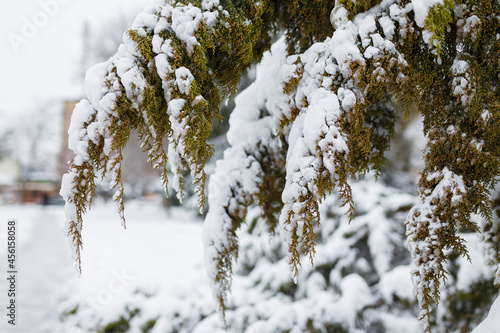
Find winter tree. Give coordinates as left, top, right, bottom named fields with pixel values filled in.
left=61, top=0, right=499, bottom=331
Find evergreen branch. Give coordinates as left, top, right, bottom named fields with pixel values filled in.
left=405, top=167, right=468, bottom=332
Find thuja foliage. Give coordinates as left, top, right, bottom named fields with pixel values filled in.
left=62, top=0, right=499, bottom=331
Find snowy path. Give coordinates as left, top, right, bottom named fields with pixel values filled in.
left=0, top=202, right=207, bottom=333
left=0, top=207, right=75, bottom=333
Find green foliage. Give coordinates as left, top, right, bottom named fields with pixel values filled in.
left=63, top=0, right=284, bottom=272
left=60, top=305, right=79, bottom=317
left=100, top=317, right=130, bottom=333
left=140, top=319, right=157, bottom=333
left=442, top=278, right=497, bottom=332
left=277, top=0, right=334, bottom=54
left=336, top=0, right=383, bottom=20
left=424, top=0, right=455, bottom=57
left=99, top=308, right=140, bottom=333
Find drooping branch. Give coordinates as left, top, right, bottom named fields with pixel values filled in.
left=203, top=39, right=287, bottom=319
left=274, top=0, right=407, bottom=282
left=61, top=0, right=280, bottom=273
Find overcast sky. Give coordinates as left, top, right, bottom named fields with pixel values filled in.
left=0, top=0, right=154, bottom=116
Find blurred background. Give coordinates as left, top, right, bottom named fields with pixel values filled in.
left=0, top=0, right=163, bottom=206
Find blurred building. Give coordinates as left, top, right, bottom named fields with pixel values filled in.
left=0, top=156, right=59, bottom=204
left=0, top=156, right=20, bottom=203
left=0, top=101, right=79, bottom=205
left=18, top=171, right=59, bottom=204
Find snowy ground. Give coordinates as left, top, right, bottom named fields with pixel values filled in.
left=0, top=200, right=208, bottom=333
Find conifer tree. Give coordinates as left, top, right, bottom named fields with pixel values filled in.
left=61, top=0, right=499, bottom=331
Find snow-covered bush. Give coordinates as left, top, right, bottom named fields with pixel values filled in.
left=60, top=179, right=496, bottom=332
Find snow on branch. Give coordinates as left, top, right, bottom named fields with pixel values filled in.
left=405, top=167, right=468, bottom=331
left=274, top=1, right=407, bottom=282
left=203, top=38, right=287, bottom=319
left=61, top=0, right=269, bottom=274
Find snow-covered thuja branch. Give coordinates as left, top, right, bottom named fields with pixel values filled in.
left=61, top=0, right=278, bottom=273
left=203, top=39, right=287, bottom=319
left=273, top=2, right=407, bottom=281
left=401, top=1, right=500, bottom=327
left=405, top=168, right=469, bottom=331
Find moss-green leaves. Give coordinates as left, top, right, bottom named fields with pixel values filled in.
left=424, top=0, right=456, bottom=58
left=335, top=0, right=383, bottom=20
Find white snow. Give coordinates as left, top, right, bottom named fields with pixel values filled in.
left=175, top=67, right=195, bottom=95
left=156, top=1, right=220, bottom=55
left=0, top=201, right=209, bottom=333
left=62, top=0, right=235, bottom=268
left=358, top=15, right=377, bottom=47
left=2, top=178, right=495, bottom=333
left=411, top=0, right=443, bottom=28
left=4, top=0, right=498, bottom=331
left=473, top=295, right=500, bottom=333
left=272, top=1, right=411, bottom=285
left=379, top=265, right=416, bottom=302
